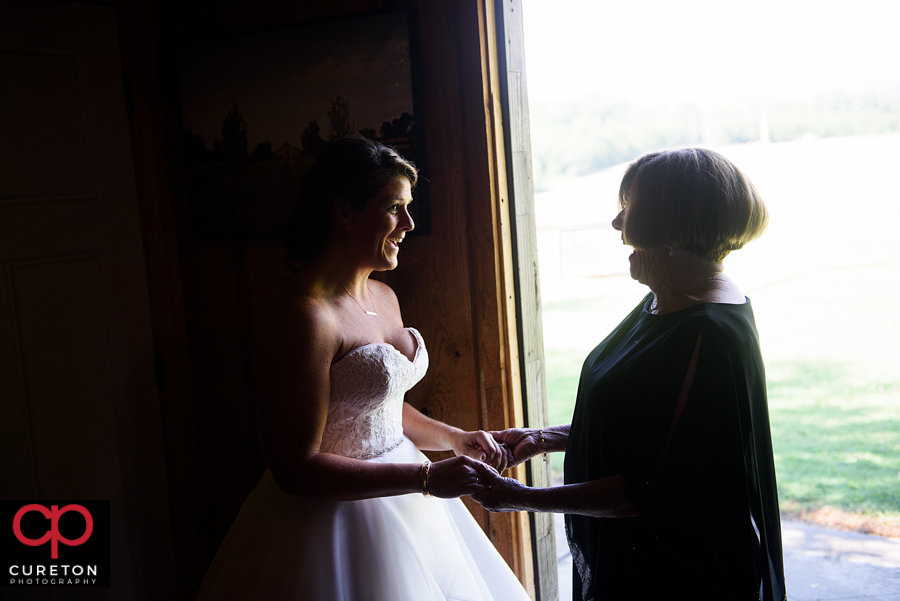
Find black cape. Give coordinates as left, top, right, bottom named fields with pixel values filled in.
left=564, top=293, right=786, bottom=600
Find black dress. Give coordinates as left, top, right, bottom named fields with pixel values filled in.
left=564, top=293, right=786, bottom=600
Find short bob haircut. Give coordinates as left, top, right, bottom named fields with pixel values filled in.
left=279, top=134, right=418, bottom=263
left=618, top=148, right=768, bottom=263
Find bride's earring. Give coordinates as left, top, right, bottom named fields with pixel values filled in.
left=667, top=246, right=674, bottom=256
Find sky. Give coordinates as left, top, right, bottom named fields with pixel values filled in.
left=521, top=0, right=900, bottom=104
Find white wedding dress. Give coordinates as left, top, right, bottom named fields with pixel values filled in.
left=196, top=328, right=530, bottom=601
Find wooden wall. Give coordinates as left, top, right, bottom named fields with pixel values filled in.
left=119, top=0, right=538, bottom=597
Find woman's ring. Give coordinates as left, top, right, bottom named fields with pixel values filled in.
left=475, top=477, right=480, bottom=484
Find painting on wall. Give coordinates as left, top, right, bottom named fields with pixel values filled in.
left=174, top=9, right=429, bottom=238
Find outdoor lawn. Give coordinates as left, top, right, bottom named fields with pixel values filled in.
left=536, top=134, right=900, bottom=532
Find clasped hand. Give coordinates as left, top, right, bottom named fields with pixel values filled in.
left=428, top=428, right=539, bottom=502
left=426, top=457, right=525, bottom=513
left=488, top=428, right=542, bottom=469
left=469, top=462, right=526, bottom=512
left=427, top=429, right=506, bottom=499
left=450, top=429, right=507, bottom=471
left=468, top=428, right=543, bottom=512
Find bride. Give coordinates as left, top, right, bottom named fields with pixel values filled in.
left=196, top=135, right=531, bottom=600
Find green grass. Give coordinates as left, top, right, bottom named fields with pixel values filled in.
left=766, top=360, right=900, bottom=524
left=544, top=347, right=587, bottom=475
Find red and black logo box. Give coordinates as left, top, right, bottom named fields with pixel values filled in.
left=1, top=500, right=110, bottom=588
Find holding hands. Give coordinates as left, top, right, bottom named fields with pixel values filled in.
left=450, top=429, right=508, bottom=472
left=488, top=428, right=545, bottom=470
left=424, top=454, right=525, bottom=506
left=421, top=428, right=507, bottom=500
left=426, top=455, right=492, bottom=498
left=439, top=427, right=545, bottom=508
left=424, top=425, right=564, bottom=500
left=468, top=425, right=567, bottom=512
left=470, top=463, right=527, bottom=513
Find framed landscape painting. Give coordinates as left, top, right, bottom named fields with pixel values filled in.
left=175, top=9, right=429, bottom=238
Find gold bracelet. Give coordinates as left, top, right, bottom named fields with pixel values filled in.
left=538, top=428, right=548, bottom=462
left=420, top=460, right=431, bottom=497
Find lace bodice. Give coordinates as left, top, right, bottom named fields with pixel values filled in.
left=320, top=328, right=428, bottom=459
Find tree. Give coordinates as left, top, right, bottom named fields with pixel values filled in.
left=327, top=94, right=353, bottom=139
left=358, top=127, right=378, bottom=140
left=380, top=112, right=414, bottom=139
left=181, top=129, right=208, bottom=169
left=301, top=120, right=326, bottom=154
left=219, top=102, right=248, bottom=161
left=249, top=139, right=274, bottom=161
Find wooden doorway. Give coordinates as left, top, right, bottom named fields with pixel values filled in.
left=493, top=0, right=557, bottom=598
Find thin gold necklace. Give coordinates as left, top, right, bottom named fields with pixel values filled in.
left=341, top=282, right=377, bottom=316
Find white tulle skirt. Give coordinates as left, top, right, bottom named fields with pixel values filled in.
left=196, top=437, right=531, bottom=601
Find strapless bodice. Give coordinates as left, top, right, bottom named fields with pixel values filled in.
left=320, top=327, right=428, bottom=459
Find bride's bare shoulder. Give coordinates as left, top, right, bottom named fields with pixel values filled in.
left=264, top=277, right=339, bottom=355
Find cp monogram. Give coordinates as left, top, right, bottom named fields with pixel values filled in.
left=12, top=504, right=94, bottom=559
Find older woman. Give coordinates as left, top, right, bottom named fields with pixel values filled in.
left=475, top=148, right=786, bottom=600
left=197, top=136, right=530, bottom=601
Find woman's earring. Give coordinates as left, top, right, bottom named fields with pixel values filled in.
left=667, top=246, right=674, bottom=256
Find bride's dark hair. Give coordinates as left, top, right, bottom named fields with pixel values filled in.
left=279, top=134, right=418, bottom=263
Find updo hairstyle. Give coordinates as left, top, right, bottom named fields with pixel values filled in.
left=279, top=134, right=418, bottom=263
left=618, top=148, right=768, bottom=262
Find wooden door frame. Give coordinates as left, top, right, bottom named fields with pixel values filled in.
left=493, top=1, right=559, bottom=598
left=453, top=0, right=532, bottom=592
left=461, top=1, right=556, bottom=598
